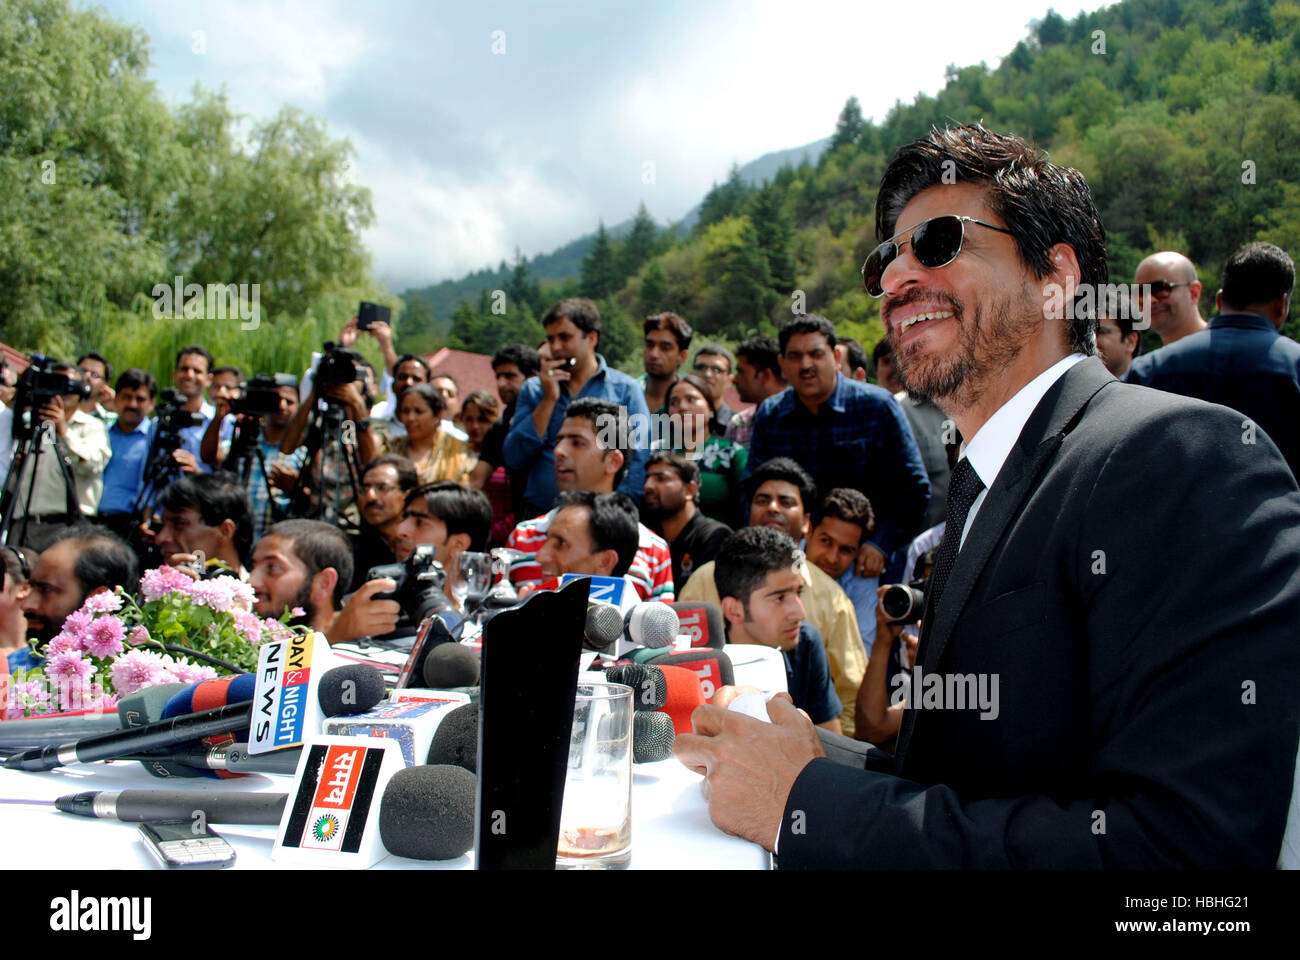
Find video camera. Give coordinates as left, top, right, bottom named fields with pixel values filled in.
left=12, top=354, right=92, bottom=414
left=231, top=374, right=295, bottom=418
left=315, top=341, right=366, bottom=390
left=153, top=388, right=204, bottom=435
left=367, top=545, right=457, bottom=626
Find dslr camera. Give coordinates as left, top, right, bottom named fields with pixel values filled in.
left=13, top=354, right=92, bottom=413
left=879, top=578, right=928, bottom=626
left=367, top=545, right=457, bottom=625
left=232, top=374, right=294, bottom=418
left=315, top=341, right=366, bottom=390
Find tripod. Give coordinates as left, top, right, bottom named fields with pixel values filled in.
left=225, top=415, right=286, bottom=531
left=0, top=411, right=80, bottom=548
left=288, top=401, right=362, bottom=526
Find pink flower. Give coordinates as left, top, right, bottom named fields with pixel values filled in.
left=110, top=650, right=172, bottom=696
left=129, top=625, right=151, bottom=646
left=170, top=661, right=218, bottom=684
left=45, top=651, right=95, bottom=685
left=60, top=609, right=93, bottom=641
left=139, top=566, right=197, bottom=602
left=47, top=631, right=83, bottom=656
left=290, top=606, right=306, bottom=617
left=83, top=615, right=126, bottom=659
left=82, top=591, right=123, bottom=615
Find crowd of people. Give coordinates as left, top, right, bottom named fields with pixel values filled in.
left=1, top=122, right=1298, bottom=867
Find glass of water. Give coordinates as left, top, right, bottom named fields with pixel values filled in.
left=556, top=682, right=633, bottom=869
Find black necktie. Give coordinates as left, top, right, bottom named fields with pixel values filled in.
left=927, top=457, right=985, bottom=614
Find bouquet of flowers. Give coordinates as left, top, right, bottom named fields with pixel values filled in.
left=4, top=566, right=311, bottom=719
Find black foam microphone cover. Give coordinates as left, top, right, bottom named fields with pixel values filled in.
left=426, top=702, right=478, bottom=773
left=317, top=663, right=386, bottom=716
left=379, top=765, right=476, bottom=861
left=422, top=644, right=480, bottom=688
left=604, top=664, right=667, bottom=711
left=632, top=711, right=676, bottom=764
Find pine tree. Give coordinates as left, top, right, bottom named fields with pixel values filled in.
left=749, top=185, right=797, bottom=293
left=580, top=222, right=620, bottom=299
left=708, top=218, right=777, bottom=336
left=637, top=260, right=668, bottom=315
left=697, top=164, right=749, bottom=231
left=618, top=203, right=658, bottom=281
left=830, top=96, right=865, bottom=151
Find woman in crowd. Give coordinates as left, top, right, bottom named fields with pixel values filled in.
left=1, top=546, right=35, bottom=670
left=385, top=383, right=475, bottom=485
left=461, top=390, right=514, bottom=546
left=660, top=374, right=748, bottom=527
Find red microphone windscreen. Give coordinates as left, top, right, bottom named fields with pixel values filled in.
left=657, top=665, right=705, bottom=736
left=669, top=602, right=725, bottom=649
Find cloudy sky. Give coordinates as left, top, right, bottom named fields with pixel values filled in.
left=97, top=0, right=1108, bottom=292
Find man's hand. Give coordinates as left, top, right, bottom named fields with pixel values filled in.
left=39, top=399, right=67, bottom=436
left=96, top=383, right=115, bottom=406
left=270, top=462, right=299, bottom=492
left=674, top=693, right=825, bottom=851
left=171, top=449, right=201, bottom=474
left=321, top=381, right=367, bottom=420
left=367, top=320, right=393, bottom=349
left=339, top=316, right=359, bottom=348
left=166, top=553, right=205, bottom=581
left=855, top=542, right=887, bottom=577
left=326, top=578, right=401, bottom=644
left=538, top=355, right=570, bottom=402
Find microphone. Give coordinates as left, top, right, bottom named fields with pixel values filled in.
left=53, top=789, right=288, bottom=825
left=632, top=712, right=675, bottom=763
left=0, top=682, right=187, bottom=751
left=5, top=664, right=385, bottom=772
left=655, top=664, right=707, bottom=735
left=669, top=601, right=725, bottom=649
left=126, top=744, right=304, bottom=776
left=584, top=602, right=623, bottom=652
left=378, top=764, right=476, bottom=861
left=623, top=602, right=678, bottom=650
left=604, top=664, right=667, bottom=711
left=425, top=702, right=477, bottom=773
left=421, top=644, right=480, bottom=688
left=640, top=647, right=735, bottom=703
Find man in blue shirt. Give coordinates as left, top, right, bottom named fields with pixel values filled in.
left=504, top=298, right=650, bottom=514
left=803, top=488, right=878, bottom=650
left=173, top=345, right=215, bottom=475
left=1126, top=241, right=1300, bottom=481
left=745, top=315, right=929, bottom=579
left=97, top=369, right=158, bottom=534
left=713, top=526, right=841, bottom=731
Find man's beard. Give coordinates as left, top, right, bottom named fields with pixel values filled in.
left=888, top=285, right=1038, bottom=410
left=289, top=581, right=320, bottom=627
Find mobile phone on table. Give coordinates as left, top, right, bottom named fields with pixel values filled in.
left=139, top=820, right=236, bottom=869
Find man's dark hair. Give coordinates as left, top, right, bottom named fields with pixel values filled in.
left=695, top=342, right=735, bottom=373
left=875, top=123, right=1106, bottom=356
left=175, top=345, right=214, bottom=373
left=53, top=524, right=140, bottom=600
left=1220, top=241, right=1296, bottom=311
left=735, top=336, right=782, bottom=378
left=264, top=519, right=354, bottom=610
left=462, top=389, right=500, bottom=420
left=645, top=312, right=693, bottom=351
left=1095, top=287, right=1141, bottom=349
left=839, top=337, right=869, bottom=375
left=77, top=352, right=113, bottom=383
left=779, top=315, right=837, bottom=354
left=715, top=526, right=801, bottom=614
left=871, top=338, right=893, bottom=365
left=564, top=397, right=632, bottom=489
left=647, top=449, right=701, bottom=487
left=432, top=372, right=459, bottom=391
left=555, top=490, right=640, bottom=578
left=393, top=354, right=432, bottom=380
left=492, top=343, right=541, bottom=378
left=746, top=457, right=816, bottom=515
left=160, top=473, right=255, bottom=566
left=212, top=364, right=243, bottom=381
left=812, top=487, right=875, bottom=538
left=115, top=368, right=157, bottom=398
left=362, top=454, right=418, bottom=492
left=399, top=382, right=447, bottom=419
left=542, top=297, right=602, bottom=339
left=405, top=481, right=493, bottom=553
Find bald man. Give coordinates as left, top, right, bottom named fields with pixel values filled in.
left=1134, top=251, right=1207, bottom=345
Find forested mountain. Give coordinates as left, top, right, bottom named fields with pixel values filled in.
left=414, top=0, right=1300, bottom=371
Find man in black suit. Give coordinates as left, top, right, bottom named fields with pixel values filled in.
left=675, top=124, right=1300, bottom=868
left=1126, top=241, right=1300, bottom=481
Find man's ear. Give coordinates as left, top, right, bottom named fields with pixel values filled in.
left=594, top=549, right=619, bottom=578
left=312, top=568, right=340, bottom=611
left=447, top=532, right=471, bottom=556
left=1045, top=243, right=1082, bottom=298
left=720, top=595, right=745, bottom=628
left=218, top=518, right=237, bottom=544
left=833, top=344, right=847, bottom=368
left=684, top=479, right=699, bottom=503
left=603, top=448, right=626, bottom=481
left=1215, top=288, right=1224, bottom=313
left=800, top=513, right=812, bottom=540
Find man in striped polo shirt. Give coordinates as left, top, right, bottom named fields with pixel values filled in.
left=506, top=398, right=673, bottom=602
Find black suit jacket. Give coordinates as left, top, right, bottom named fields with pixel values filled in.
left=777, top=357, right=1300, bottom=868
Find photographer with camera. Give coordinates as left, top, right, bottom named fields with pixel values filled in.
left=198, top=365, right=243, bottom=469
left=171, top=346, right=216, bottom=475
left=76, top=353, right=116, bottom=425
left=95, top=369, right=158, bottom=539
left=1, top=361, right=110, bottom=550
left=215, top=374, right=307, bottom=538
left=278, top=343, right=376, bottom=523
left=393, top=480, right=493, bottom=611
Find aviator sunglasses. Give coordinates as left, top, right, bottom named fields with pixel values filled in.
left=861, top=215, right=1015, bottom=298
left=1132, top=279, right=1191, bottom=302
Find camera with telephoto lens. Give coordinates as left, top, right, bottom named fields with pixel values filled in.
left=880, top=578, right=928, bottom=625
left=231, top=374, right=292, bottom=418
left=315, top=341, right=365, bottom=389
left=367, top=545, right=456, bottom=625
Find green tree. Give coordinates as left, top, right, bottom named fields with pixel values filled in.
left=617, top=203, right=659, bottom=281
left=748, top=185, right=797, bottom=293
left=696, top=164, right=750, bottom=233
left=580, top=222, right=619, bottom=299
left=637, top=260, right=669, bottom=315
left=830, top=95, right=865, bottom=151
